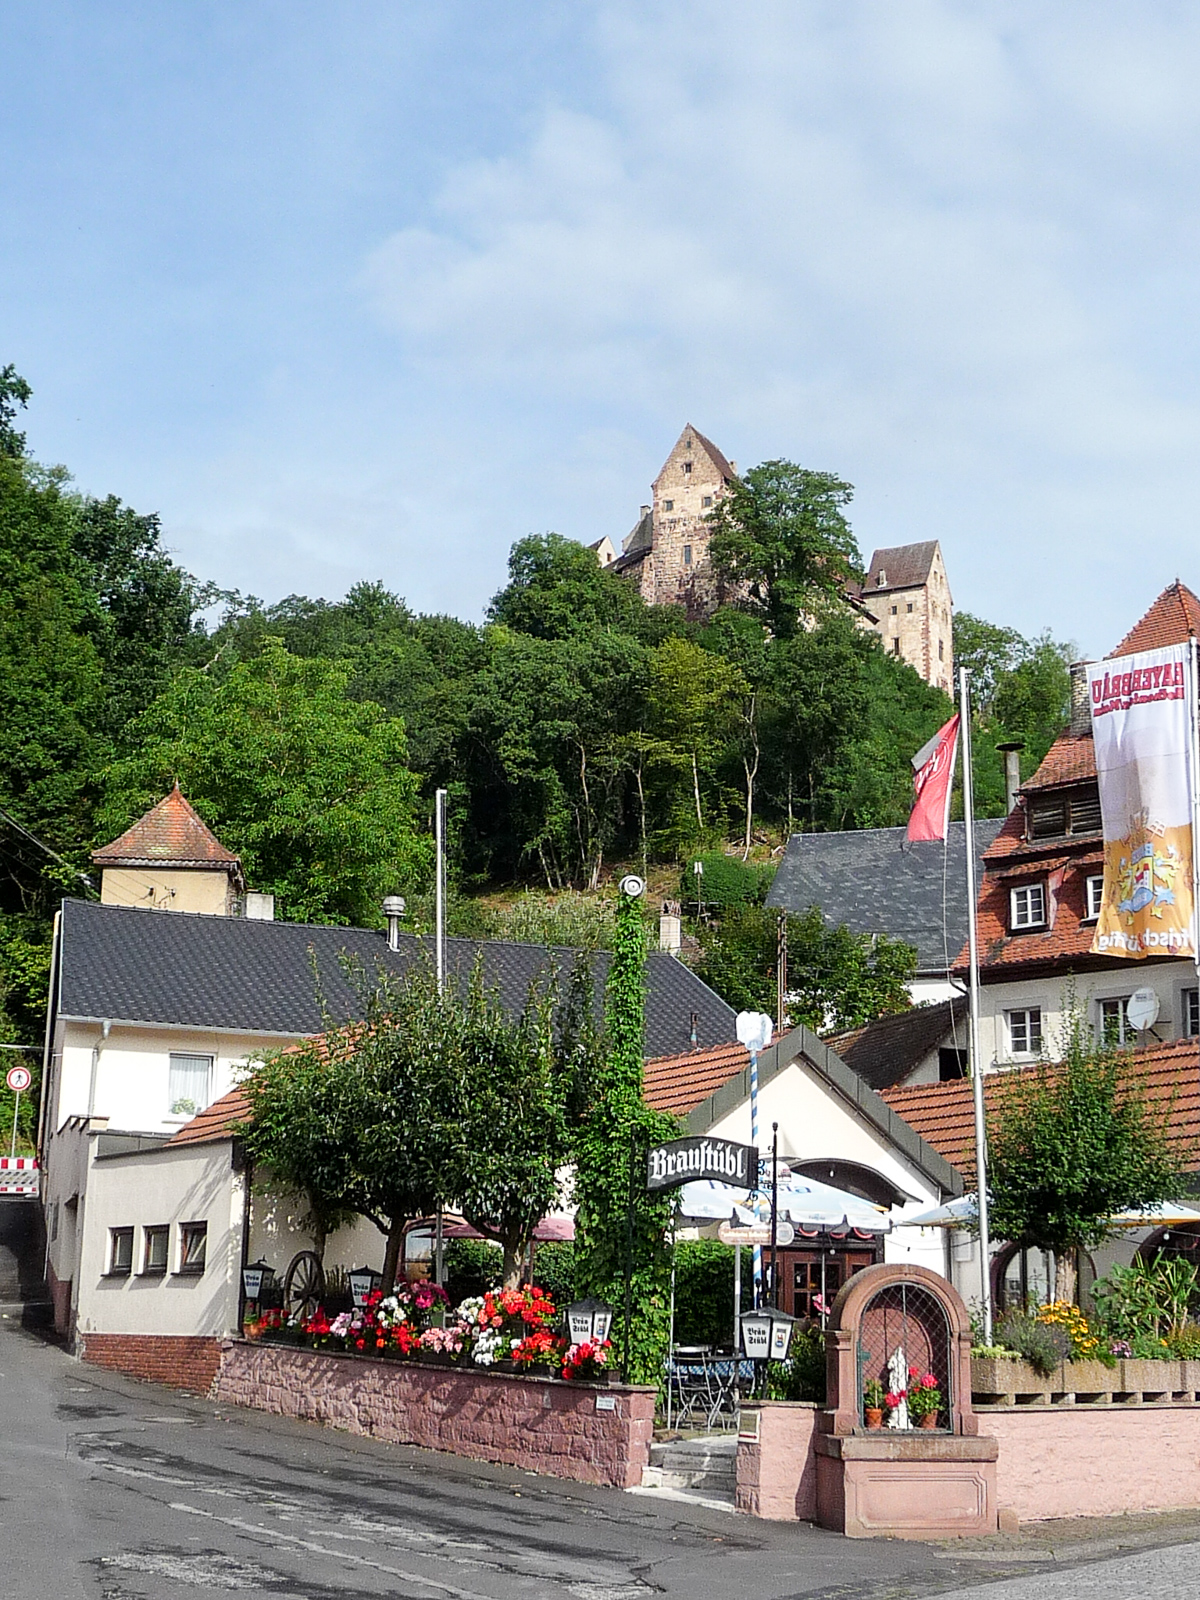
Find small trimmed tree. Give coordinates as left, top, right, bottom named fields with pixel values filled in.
left=987, top=1008, right=1186, bottom=1303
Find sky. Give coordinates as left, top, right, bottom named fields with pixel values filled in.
left=4, top=2, right=1200, bottom=657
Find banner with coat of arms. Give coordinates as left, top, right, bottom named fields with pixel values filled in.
left=1086, top=644, right=1197, bottom=961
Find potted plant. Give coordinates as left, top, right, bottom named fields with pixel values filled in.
left=562, top=1339, right=613, bottom=1383
left=862, top=1378, right=885, bottom=1428
left=906, top=1369, right=942, bottom=1429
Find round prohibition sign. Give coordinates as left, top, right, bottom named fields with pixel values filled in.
left=5, top=1066, right=31, bottom=1094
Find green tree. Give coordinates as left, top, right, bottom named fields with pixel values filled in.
left=99, top=640, right=429, bottom=924
left=707, top=460, right=862, bottom=638
left=987, top=1009, right=1185, bottom=1303
left=0, top=365, right=32, bottom=459
left=488, top=532, right=682, bottom=644
left=645, top=637, right=746, bottom=845
left=573, top=889, right=677, bottom=1383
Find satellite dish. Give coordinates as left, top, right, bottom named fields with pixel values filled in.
left=618, top=874, right=646, bottom=899
left=1125, top=987, right=1160, bottom=1032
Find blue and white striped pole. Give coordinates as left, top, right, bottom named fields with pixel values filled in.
left=736, top=1011, right=774, bottom=1311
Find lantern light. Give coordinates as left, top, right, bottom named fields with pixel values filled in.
left=566, top=1296, right=614, bottom=1346
left=349, top=1266, right=382, bottom=1308
left=740, top=1304, right=797, bottom=1362
left=241, top=1260, right=273, bottom=1303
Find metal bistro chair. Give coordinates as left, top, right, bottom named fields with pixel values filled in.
left=669, top=1347, right=742, bottom=1431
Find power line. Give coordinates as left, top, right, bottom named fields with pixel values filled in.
left=0, top=806, right=95, bottom=893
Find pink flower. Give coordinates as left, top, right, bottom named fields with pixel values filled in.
left=884, top=1390, right=905, bottom=1408
left=921, top=1372, right=937, bottom=1389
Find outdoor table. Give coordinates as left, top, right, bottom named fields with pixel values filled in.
left=666, top=1347, right=753, bottom=1430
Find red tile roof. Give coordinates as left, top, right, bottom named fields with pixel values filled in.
left=1111, top=581, right=1200, bottom=657
left=93, top=784, right=241, bottom=869
left=165, top=1085, right=250, bottom=1147
left=882, top=1039, right=1200, bottom=1188
left=1019, top=732, right=1097, bottom=793
left=643, top=1038, right=759, bottom=1115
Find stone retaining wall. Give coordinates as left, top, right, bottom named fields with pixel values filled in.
left=214, top=1341, right=656, bottom=1488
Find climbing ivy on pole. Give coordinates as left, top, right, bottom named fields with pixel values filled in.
left=572, top=877, right=678, bottom=1385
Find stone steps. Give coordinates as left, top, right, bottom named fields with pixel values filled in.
left=641, top=1435, right=736, bottom=1502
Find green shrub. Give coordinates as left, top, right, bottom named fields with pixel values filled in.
left=767, top=1325, right=826, bottom=1402
left=1163, top=1324, right=1200, bottom=1359
left=671, top=1240, right=753, bottom=1348
left=995, top=1311, right=1071, bottom=1376
left=682, top=852, right=774, bottom=910
left=531, top=1241, right=575, bottom=1309
left=443, top=1239, right=502, bottom=1304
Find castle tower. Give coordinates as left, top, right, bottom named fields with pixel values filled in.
left=613, top=425, right=736, bottom=615
left=856, top=542, right=954, bottom=694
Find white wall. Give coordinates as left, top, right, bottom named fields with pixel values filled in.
left=701, top=1058, right=950, bottom=1277
left=978, top=958, right=1192, bottom=1068
left=52, top=1020, right=289, bottom=1136
left=75, top=1140, right=244, bottom=1338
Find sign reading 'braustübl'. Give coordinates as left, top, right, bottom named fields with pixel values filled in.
left=1087, top=645, right=1197, bottom=961
left=645, top=1136, right=758, bottom=1191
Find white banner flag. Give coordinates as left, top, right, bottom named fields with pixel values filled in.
left=1086, top=645, right=1196, bottom=960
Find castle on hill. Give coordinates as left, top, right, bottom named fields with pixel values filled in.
left=604, top=425, right=954, bottom=694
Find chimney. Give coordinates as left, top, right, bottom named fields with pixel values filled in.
left=382, top=894, right=407, bottom=951
left=995, top=742, right=1024, bottom=815
left=243, top=892, right=275, bottom=921
left=659, top=900, right=682, bottom=954
left=1069, top=661, right=1094, bottom=736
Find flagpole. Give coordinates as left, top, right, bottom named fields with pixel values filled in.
left=1188, top=641, right=1200, bottom=995
left=959, top=666, right=994, bottom=1345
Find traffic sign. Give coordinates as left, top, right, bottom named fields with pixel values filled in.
left=5, top=1066, right=31, bottom=1094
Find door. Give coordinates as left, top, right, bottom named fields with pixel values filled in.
left=780, top=1248, right=875, bottom=1323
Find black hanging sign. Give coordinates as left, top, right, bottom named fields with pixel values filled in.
left=646, top=1136, right=758, bottom=1192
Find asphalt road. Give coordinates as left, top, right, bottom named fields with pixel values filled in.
left=3, top=1320, right=1198, bottom=1600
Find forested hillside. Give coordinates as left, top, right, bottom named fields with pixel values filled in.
left=0, top=368, right=1073, bottom=1065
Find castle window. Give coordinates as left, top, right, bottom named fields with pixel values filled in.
left=876, top=572, right=887, bottom=587
left=663, top=500, right=674, bottom=512
left=907, top=602, right=914, bottom=613
left=938, top=640, right=944, bottom=660
left=682, top=461, right=692, bottom=474
left=890, top=605, right=897, bottom=615
left=683, top=545, right=693, bottom=566
left=891, top=638, right=901, bottom=655
left=702, top=495, right=712, bottom=508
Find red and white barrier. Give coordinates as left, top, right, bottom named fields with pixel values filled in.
left=0, top=1157, right=38, bottom=1196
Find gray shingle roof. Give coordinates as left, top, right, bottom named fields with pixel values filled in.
left=825, top=996, right=967, bottom=1092
left=765, top=820, right=1004, bottom=974
left=57, top=899, right=735, bottom=1059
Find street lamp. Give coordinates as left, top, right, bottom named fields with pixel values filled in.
left=739, top=1304, right=797, bottom=1363
left=348, top=1266, right=382, bottom=1308
left=566, top=1296, right=614, bottom=1346
left=241, top=1259, right=273, bottom=1305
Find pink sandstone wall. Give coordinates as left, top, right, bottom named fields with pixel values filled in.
left=980, top=1407, right=1200, bottom=1523
left=215, top=1342, right=656, bottom=1489
left=735, top=1402, right=819, bottom=1519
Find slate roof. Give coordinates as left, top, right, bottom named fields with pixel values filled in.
left=688, top=426, right=736, bottom=483
left=93, top=784, right=241, bottom=870
left=1111, top=581, right=1200, bottom=657
left=56, top=899, right=735, bottom=1059
left=882, top=1038, right=1200, bottom=1188
left=825, top=997, right=967, bottom=1092
left=766, top=820, right=1004, bottom=974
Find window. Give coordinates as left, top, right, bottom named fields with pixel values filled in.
left=1084, top=875, right=1104, bottom=920
left=907, top=602, right=914, bottom=613
left=1010, top=884, right=1046, bottom=929
left=891, top=638, right=901, bottom=655
left=663, top=499, right=674, bottom=512
left=890, top=605, right=897, bottom=615
left=682, top=461, right=692, bottom=474
left=702, top=495, right=712, bottom=508
left=876, top=570, right=887, bottom=586
left=1100, top=996, right=1138, bottom=1044
left=178, top=1221, right=207, bottom=1275
left=107, top=1227, right=133, bottom=1277
left=683, top=544, right=692, bottom=566
left=168, top=1053, right=212, bottom=1117
left=142, top=1226, right=169, bottom=1276
left=938, top=640, right=944, bottom=661
left=1007, top=1008, right=1042, bottom=1057
left=1028, top=787, right=1102, bottom=839
left=1184, top=988, right=1199, bottom=1038
left=938, top=1047, right=967, bottom=1081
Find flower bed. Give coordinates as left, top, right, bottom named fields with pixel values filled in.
left=246, top=1281, right=613, bottom=1384
left=972, top=1353, right=1200, bottom=1406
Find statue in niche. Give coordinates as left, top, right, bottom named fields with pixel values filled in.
left=886, top=1344, right=909, bottom=1429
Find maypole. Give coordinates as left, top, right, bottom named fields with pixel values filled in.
left=959, top=667, right=994, bottom=1344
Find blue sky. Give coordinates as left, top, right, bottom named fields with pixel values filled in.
left=4, top=2, right=1200, bottom=657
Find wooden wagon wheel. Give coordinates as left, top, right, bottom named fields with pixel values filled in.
left=283, top=1250, right=325, bottom=1322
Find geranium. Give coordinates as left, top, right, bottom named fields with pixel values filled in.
left=420, top=1324, right=465, bottom=1356
left=884, top=1390, right=905, bottom=1410
left=905, top=1371, right=941, bottom=1421
left=512, top=1326, right=563, bottom=1368
left=562, top=1339, right=612, bottom=1381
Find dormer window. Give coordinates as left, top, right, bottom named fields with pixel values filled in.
left=1010, top=883, right=1046, bottom=930
left=876, top=570, right=887, bottom=586
left=1028, top=787, right=1102, bottom=839
left=1084, top=875, right=1104, bottom=920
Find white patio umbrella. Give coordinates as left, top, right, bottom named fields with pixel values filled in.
left=676, top=1170, right=890, bottom=1233
left=901, top=1195, right=1200, bottom=1230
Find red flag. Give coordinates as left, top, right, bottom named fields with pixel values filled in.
left=907, top=715, right=960, bottom=842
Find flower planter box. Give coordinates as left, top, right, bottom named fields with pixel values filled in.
left=972, top=1354, right=1200, bottom=1407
